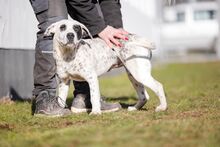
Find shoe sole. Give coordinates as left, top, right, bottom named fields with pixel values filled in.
left=71, top=107, right=120, bottom=113
left=34, top=113, right=62, bottom=117
left=34, top=110, right=71, bottom=117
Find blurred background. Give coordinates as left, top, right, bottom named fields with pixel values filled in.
left=0, top=0, right=219, bottom=99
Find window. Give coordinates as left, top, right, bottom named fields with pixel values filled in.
left=177, top=12, right=185, bottom=22
left=175, top=0, right=189, bottom=4
left=196, top=0, right=216, bottom=2
left=164, top=0, right=188, bottom=6
left=194, top=10, right=216, bottom=20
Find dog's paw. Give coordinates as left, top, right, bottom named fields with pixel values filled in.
left=155, top=105, right=167, bottom=112
left=89, top=111, right=102, bottom=115
left=128, top=106, right=137, bottom=111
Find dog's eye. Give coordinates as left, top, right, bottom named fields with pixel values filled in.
left=60, top=24, right=66, bottom=31
left=73, top=25, right=81, bottom=32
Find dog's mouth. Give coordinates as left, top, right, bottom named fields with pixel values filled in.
left=59, top=40, right=76, bottom=48
left=65, top=42, right=76, bottom=49
left=67, top=38, right=74, bottom=44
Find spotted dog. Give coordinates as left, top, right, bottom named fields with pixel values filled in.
left=44, top=19, right=167, bottom=115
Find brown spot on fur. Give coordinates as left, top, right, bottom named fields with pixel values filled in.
left=70, top=74, right=85, bottom=81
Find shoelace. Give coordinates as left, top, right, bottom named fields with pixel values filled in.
left=48, top=95, right=68, bottom=108
left=57, top=96, right=69, bottom=108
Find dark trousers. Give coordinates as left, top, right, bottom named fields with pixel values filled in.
left=30, top=0, right=89, bottom=97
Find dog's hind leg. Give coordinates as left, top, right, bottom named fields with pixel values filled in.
left=126, top=70, right=149, bottom=111
left=58, top=80, right=70, bottom=108
left=126, top=61, right=167, bottom=111
left=149, top=78, right=167, bottom=112
left=125, top=57, right=167, bottom=112
left=136, top=73, right=167, bottom=112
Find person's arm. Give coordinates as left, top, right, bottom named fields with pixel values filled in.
left=98, top=0, right=128, bottom=47
left=67, top=0, right=128, bottom=48
left=99, top=0, right=123, bottom=28
left=67, top=0, right=106, bottom=36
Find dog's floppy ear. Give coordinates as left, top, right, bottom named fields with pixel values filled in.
left=44, top=22, right=59, bottom=37
left=81, top=27, right=90, bottom=38
left=71, top=20, right=93, bottom=39
left=80, top=24, right=93, bottom=39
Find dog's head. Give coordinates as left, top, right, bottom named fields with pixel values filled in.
left=44, top=20, right=92, bottom=48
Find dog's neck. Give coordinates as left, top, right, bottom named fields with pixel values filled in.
left=54, top=41, right=76, bottom=62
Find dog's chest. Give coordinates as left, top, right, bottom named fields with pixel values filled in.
left=57, top=59, right=87, bottom=82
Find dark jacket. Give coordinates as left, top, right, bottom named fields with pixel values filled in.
left=67, top=0, right=123, bottom=36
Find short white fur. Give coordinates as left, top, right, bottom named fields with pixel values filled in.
left=44, top=19, right=167, bottom=115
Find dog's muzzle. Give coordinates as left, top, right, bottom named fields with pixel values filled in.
left=66, top=33, right=75, bottom=43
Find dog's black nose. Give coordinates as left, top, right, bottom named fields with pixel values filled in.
left=67, top=33, right=75, bottom=41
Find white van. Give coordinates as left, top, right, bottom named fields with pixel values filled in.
left=161, top=0, right=218, bottom=53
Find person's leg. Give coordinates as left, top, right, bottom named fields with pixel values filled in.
left=30, top=0, right=71, bottom=116
left=72, top=74, right=121, bottom=114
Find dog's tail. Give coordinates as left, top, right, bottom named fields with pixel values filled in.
left=127, top=35, right=156, bottom=50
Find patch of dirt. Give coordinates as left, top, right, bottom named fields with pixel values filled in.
left=176, top=110, right=207, bottom=119
left=53, top=120, right=87, bottom=128
left=0, top=123, right=15, bottom=131
left=64, top=121, right=74, bottom=127
left=161, top=110, right=207, bottom=120
left=68, top=120, right=87, bottom=126
left=0, top=96, right=14, bottom=105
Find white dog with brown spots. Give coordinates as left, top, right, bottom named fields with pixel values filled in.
left=44, top=19, right=167, bottom=115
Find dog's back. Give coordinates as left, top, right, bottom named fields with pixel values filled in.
left=78, top=34, right=155, bottom=75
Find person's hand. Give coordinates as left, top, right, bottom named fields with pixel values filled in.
left=98, top=25, right=129, bottom=48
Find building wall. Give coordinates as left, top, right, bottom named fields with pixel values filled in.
left=218, top=0, right=220, bottom=58
left=121, top=0, right=158, bottom=40
left=0, top=0, right=37, bottom=99
left=0, top=0, right=38, bottom=49
left=161, top=0, right=219, bottom=54
left=0, top=49, right=34, bottom=99
left=121, top=0, right=161, bottom=56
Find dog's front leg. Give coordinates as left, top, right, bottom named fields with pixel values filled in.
left=58, top=80, right=70, bottom=108
left=83, top=72, right=101, bottom=115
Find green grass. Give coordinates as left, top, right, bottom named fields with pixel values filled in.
left=0, top=61, right=220, bottom=147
